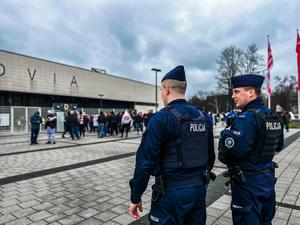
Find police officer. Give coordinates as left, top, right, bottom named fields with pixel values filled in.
left=129, top=65, right=215, bottom=225
left=218, top=74, right=284, bottom=225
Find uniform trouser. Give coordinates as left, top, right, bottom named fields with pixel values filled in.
left=148, top=182, right=206, bottom=225
left=31, top=128, right=39, bottom=143
left=231, top=173, right=275, bottom=225
left=47, top=127, right=56, bottom=143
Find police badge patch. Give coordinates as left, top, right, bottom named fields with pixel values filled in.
left=224, top=137, right=235, bottom=149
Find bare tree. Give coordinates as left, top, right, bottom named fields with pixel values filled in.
left=272, top=75, right=297, bottom=111
left=207, top=91, right=221, bottom=114
left=189, top=91, right=209, bottom=111
left=189, top=91, right=227, bottom=113
left=215, top=44, right=264, bottom=110
left=242, top=43, right=264, bottom=74
left=216, top=46, right=243, bottom=110
left=216, top=46, right=243, bottom=93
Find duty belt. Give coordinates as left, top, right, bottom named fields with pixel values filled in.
left=162, top=175, right=204, bottom=186
left=242, top=169, right=272, bottom=176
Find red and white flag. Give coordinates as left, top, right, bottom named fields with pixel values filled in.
left=267, top=39, right=273, bottom=95
left=296, top=31, right=300, bottom=90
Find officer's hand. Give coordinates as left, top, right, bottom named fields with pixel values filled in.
left=129, top=202, right=143, bottom=220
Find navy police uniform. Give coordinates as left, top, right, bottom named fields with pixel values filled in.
left=130, top=66, right=215, bottom=225
left=218, top=75, right=284, bottom=225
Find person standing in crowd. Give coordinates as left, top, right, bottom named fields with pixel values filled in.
left=129, top=65, right=215, bottom=224
left=78, top=111, right=87, bottom=138
left=29, top=111, right=42, bottom=145
left=143, top=109, right=153, bottom=128
left=88, top=114, right=94, bottom=133
left=62, top=111, right=71, bottom=138
left=110, top=111, right=119, bottom=136
left=218, top=75, right=284, bottom=225
left=45, top=110, right=57, bottom=144
left=133, top=112, right=143, bottom=135
left=104, top=112, right=108, bottom=136
left=93, top=115, right=98, bottom=133
left=117, top=112, right=122, bottom=135
left=121, top=110, right=132, bottom=138
left=70, top=111, right=80, bottom=140
left=284, top=110, right=291, bottom=132
left=97, top=111, right=106, bottom=138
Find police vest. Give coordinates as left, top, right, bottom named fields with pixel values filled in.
left=160, top=107, right=209, bottom=171
left=246, top=109, right=283, bottom=164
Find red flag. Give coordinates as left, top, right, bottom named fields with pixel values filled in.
left=296, top=31, right=300, bottom=90
left=267, top=40, right=273, bottom=95
left=297, top=31, right=300, bottom=53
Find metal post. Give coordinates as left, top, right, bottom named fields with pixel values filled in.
left=98, top=94, right=104, bottom=112
left=11, top=106, right=14, bottom=133
left=25, top=107, right=28, bottom=133
left=298, top=91, right=300, bottom=119
left=151, top=68, right=161, bottom=112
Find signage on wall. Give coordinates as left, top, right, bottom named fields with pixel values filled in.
left=0, top=63, right=5, bottom=77
left=0, top=113, right=10, bottom=126
left=0, top=62, right=79, bottom=87
left=52, top=103, right=78, bottom=112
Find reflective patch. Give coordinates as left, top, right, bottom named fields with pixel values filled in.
left=150, top=215, right=159, bottom=223
left=266, top=121, right=282, bottom=130
left=232, top=204, right=243, bottom=209
left=189, top=123, right=206, bottom=132
left=224, top=137, right=235, bottom=148
left=238, top=115, right=246, bottom=118
left=232, top=130, right=241, bottom=135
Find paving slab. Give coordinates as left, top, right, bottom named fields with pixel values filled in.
left=0, top=127, right=298, bottom=224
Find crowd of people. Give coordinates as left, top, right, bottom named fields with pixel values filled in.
left=29, top=106, right=292, bottom=146
left=29, top=109, right=154, bottom=145
left=61, top=109, right=153, bottom=140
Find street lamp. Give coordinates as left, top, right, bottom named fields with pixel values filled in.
left=151, top=68, right=161, bottom=112
left=98, top=94, right=104, bottom=112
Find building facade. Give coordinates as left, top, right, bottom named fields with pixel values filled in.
left=0, top=50, right=161, bottom=133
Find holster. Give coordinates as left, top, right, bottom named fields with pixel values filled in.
left=271, top=162, right=279, bottom=184
left=224, top=166, right=246, bottom=187
left=153, top=176, right=166, bottom=202
left=202, top=169, right=216, bottom=185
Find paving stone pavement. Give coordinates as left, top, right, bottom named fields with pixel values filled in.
left=0, top=127, right=299, bottom=224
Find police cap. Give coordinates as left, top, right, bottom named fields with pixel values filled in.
left=161, top=65, right=186, bottom=83
left=231, top=74, right=265, bottom=89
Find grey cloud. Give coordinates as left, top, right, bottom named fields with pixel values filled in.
left=0, top=0, right=299, bottom=97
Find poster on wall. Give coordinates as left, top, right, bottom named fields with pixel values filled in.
left=0, top=113, right=10, bottom=126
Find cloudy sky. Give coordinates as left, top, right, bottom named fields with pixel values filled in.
left=0, top=0, right=299, bottom=97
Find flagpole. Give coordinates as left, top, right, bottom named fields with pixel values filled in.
left=298, top=91, right=300, bottom=119
left=297, top=29, right=300, bottom=119
left=267, top=35, right=271, bottom=108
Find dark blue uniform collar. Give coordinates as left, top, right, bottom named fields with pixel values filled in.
left=167, top=99, right=187, bottom=106
left=242, top=97, right=265, bottom=112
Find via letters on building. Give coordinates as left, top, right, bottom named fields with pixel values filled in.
left=0, top=61, right=78, bottom=87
